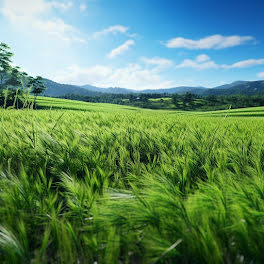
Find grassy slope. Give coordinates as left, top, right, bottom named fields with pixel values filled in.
left=1, top=97, right=264, bottom=263
left=37, top=95, right=264, bottom=116
left=36, top=96, right=142, bottom=112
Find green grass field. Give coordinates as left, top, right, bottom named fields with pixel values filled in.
left=1, top=97, right=264, bottom=263
left=148, top=97, right=171, bottom=101
left=36, top=96, right=141, bottom=112
left=37, top=96, right=264, bottom=116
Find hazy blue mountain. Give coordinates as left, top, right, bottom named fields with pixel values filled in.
left=81, top=85, right=207, bottom=94
left=81, top=85, right=135, bottom=94
left=202, top=80, right=264, bottom=96
left=43, top=78, right=264, bottom=97
left=43, top=79, right=101, bottom=97
left=80, top=81, right=264, bottom=95
left=213, top=81, right=247, bottom=90
left=138, top=86, right=207, bottom=94
left=80, top=84, right=106, bottom=92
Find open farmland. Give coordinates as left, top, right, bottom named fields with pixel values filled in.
left=36, top=96, right=141, bottom=112
left=1, top=98, right=264, bottom=263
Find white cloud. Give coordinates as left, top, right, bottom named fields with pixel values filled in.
left=1, top=0, right=85, bottom=43
left=165, top=35, right=254, bottom=49
left=55, top=65, right=112, bottom=85
left=196, top=54, right=210, bottom=62
left=53, top=63, right=175, bottom=90
left=141, top=57, right=173, bottom=68
left=50, top=1, right=73, bottom=11
left=1, top=0, right=48, bottom=21
left=34, top=18, right=86, bottom=43
left=222, top=59, right=264, bottom=69
left=257, top=72, right=264, bottom=78
left=176, top=55, right=264, bottom=70
left=53, top=55, right=264, bottom=90
left=93, top=25, right=129, bottom=38
left=80, top=4, right=87, bottom=12
left=107, top=40, right=135, bottom=59
left=176, top=54, right=219, bottom=70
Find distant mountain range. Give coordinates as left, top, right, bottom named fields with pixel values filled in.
left=43, top=79, right=100, bottom=96
left=43, top=79, right=264, bottom=97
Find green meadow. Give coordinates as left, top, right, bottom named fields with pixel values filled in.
left=1, top=97, right=264, bottom=263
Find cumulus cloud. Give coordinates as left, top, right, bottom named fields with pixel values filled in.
left=176, top=54, right=219, bottom=70
left=1, top=0, right=47, bottom=21
left=52, top=54, right=264, bottom=89
left=50, top=1, right=73, bottom=11
left=176, top=55, right=264, bottom=70
left=141, top=57, right=173, bottom=68
left=222, top=59, right=264, bottom=69
left=53, top=63, right=175, bottom=90
left=258, top=72, right=264, bottom=78
left=196, top=54, right=210, bottom=62
left=1, top=0, right=86, bottom=43
left=165, top=35, right=254, bottom=49
left=93, top=25, right=129, bottom=38
left=107, top=40, right=135, bottom=59
left=34, top=18, right=86, bottom=43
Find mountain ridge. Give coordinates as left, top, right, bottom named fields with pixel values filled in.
left=43, top=79, right=264, bottom=97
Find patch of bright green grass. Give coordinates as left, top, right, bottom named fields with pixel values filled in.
left=1, top=98, right=264, bottom=263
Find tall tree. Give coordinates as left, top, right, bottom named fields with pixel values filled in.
left=5, top=66, right=21, bottom=87
left=0, top=43, right=13, bottom=86
left=183, top=92, right=195, bottom=108
left=28, top=76, right=46, bottom=108
left=172, top=94, right=181, bottom=108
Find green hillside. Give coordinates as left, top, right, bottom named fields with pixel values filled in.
left=43, top=79, right=101, bottom=97
left=204, top=80, right=264, bottom=95
left=36, top=96, right=142, bottom=112
left=36, top=95, right=264, bottom=117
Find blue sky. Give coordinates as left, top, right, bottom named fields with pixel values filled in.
left=0, top=0, right=264, bottom=89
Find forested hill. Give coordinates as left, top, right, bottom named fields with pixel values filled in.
left=43, top=79, right=101, bottom=97
left=43, top=78, right=264, bottom=97
left=203, top=80, right=264, bottom=95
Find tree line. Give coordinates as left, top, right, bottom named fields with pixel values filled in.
left=60, top=92, right=264, bottom=111
left=0, top=42, right=46, bottom=108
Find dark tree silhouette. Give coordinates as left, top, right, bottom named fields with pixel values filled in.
left=0, top=42, right=13, bottom=87
left=28, top=76, right=46, bottom=108
left=5, top=66, right=21, bottom=87
left=172, top=94, right=180, bottom=108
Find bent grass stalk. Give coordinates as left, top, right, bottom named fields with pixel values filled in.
left=0, top=99, right=264, bottom=263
